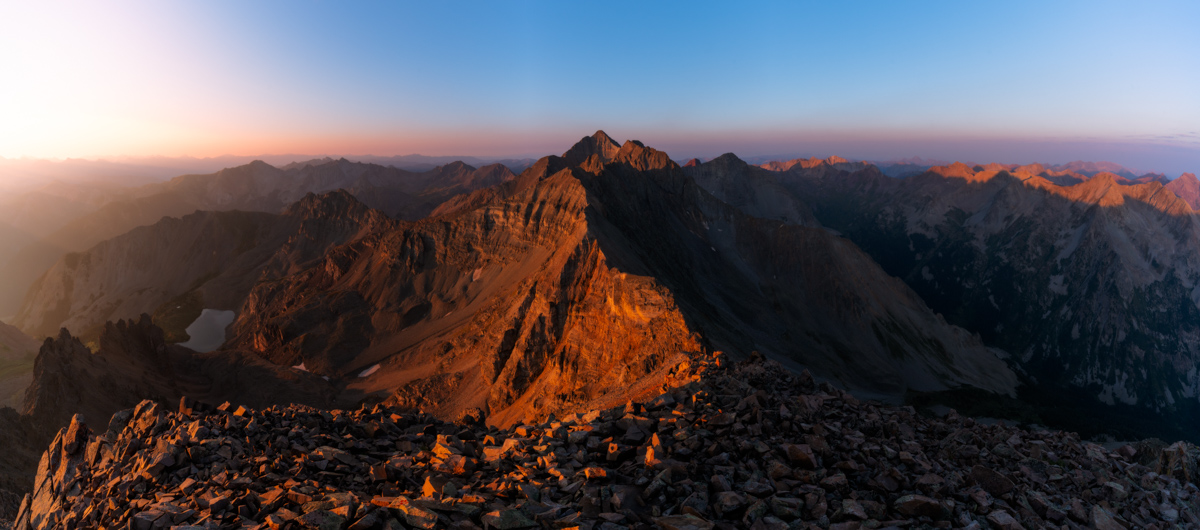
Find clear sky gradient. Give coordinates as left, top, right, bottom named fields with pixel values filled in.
left=1, top=1, right=1197, bottom=174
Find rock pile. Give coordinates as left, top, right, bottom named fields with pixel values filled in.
left=11, top=354, right=1200, bottom=530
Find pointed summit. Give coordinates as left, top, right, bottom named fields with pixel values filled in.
left=710, top=152, right=747, bottom=168
left=562, top=130, right=621, bottom=167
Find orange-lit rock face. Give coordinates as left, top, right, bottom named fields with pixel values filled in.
left=226, top=165, right=702, bottom=426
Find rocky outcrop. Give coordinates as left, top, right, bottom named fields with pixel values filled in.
left=12, top=414, right=90, bottom=530
left=0, top=316, right=339, bottom=521
left=11, top=355, right=1197, bottom=529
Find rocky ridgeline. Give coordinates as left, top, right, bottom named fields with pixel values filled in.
left=10, top=354, right=1200, bottom=530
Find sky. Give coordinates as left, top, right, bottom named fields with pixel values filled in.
left=1, top=1, right=1198, bottom=174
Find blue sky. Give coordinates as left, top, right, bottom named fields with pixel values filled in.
left=1, top=1, right=1197, bottom=173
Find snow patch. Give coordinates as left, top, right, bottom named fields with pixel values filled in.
left=293, top=362, right=308, bottom=372
left=1048, top=275, right=1067, bottom=295
left=472, top=268, right=483, bottom=282
left=921, top=266, right=934, bottom=281
left=358, top=364, right=381, bottom=378
left=1097, top=372, right=1138, bottom=406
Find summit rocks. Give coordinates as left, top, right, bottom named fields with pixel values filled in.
left=12, top=355, right=1199, bottom=529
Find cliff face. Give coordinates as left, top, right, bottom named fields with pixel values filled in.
left=227, top=164, right=704, bottom=427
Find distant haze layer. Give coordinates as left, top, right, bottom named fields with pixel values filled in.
left=2, top=133, right=1195, bottom=192
left=0, top=2, right=1196, bottom=172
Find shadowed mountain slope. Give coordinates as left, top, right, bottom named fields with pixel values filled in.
left=747, top=160, right=1200, bottom=439
left=12, top=191, right=387, bottom=341
left=0, top=160, right=515, bottom=319
left=0, top=322, right=38, bottom=409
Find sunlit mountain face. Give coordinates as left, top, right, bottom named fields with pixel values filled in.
left=2, top=2, right=1199, bottom=528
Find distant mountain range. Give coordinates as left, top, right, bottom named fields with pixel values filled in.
left=0, top=158, right=519, bottom=319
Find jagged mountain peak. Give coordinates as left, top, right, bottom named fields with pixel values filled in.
left=590, top=129, right=618, bottom=145
left=562, top=130, right=622, bottom=166
left=682, top=158, right=702, bottom=167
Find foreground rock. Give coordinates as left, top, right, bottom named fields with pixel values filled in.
left=13, top=354, right=1200, bottom=529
